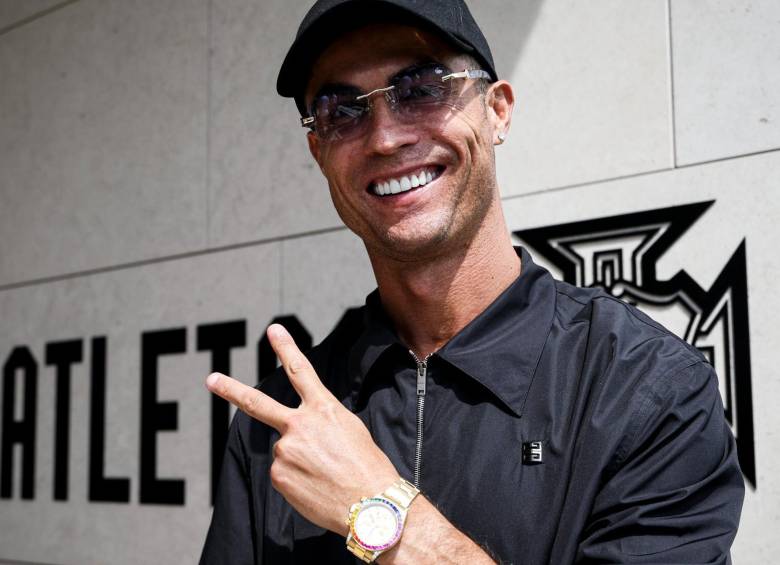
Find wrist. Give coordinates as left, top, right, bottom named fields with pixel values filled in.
left=378, top=496, right=497, bottom=565
left=345, top=478, right=420, bottom=563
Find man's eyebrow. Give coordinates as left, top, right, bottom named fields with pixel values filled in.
left=312, top=60, right=449, bottom=99
left=390, top=60, right=449, bottom=81
left=312, top=82, right=361, bottom=99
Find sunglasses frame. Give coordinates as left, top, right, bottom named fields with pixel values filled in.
left=299, top=68, right=491, bottom=139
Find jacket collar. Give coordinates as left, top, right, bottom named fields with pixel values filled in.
left=348, top=247, right=557, bottom=417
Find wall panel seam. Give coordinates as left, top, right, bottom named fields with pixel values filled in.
left=666, top=0, right=678, bottom=168
left=501, top=146, right=780, bottom=202
left=279, top=242, right=285, bottom=312
left=206, top=0, right=213, bottom=248
left=675, top=146, right=780, bottom=170
left=501, top=167, right=673, bottom=201
left=0, top=0, right=81, bottom=36
left=0, top=559, right=61, bottom=565
left=0, top=226, right=346, bottom=292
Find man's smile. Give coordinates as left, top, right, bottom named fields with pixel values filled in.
left=368, top=165, right=445, bottom=197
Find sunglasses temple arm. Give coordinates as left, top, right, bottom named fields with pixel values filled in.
left=442, top=69, right=491, bottom=81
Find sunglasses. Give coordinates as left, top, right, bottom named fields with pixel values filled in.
left=300, top=63, right=491, bottom=142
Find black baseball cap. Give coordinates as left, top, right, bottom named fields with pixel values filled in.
left=276, top=0, right=498, bottom=116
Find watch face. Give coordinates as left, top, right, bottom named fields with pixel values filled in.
left=352, top=497, right=403, bottom=551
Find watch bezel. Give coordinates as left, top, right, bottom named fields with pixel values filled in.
left=349, top=497, right=404, bottom=552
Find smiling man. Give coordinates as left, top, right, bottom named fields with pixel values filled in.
left=199, top=1, right=744, bottom=564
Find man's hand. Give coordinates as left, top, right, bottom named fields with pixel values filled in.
left=205, top=323, right=399, bottom=535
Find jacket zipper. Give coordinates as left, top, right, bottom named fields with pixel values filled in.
left=410, top=351, right=431, bottom=488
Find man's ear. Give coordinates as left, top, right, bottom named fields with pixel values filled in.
left=486, top=80, right=515, bottom=145
left=306, top=130, right=325, bottom=171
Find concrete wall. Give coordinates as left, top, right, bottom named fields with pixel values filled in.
left=1, top=1, right=777, bottom=563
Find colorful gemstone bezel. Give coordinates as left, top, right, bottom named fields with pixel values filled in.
left=350, top=497, right=404, bottom=552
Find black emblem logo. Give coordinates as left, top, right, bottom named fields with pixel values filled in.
left=522, top=441, right=544, bottom=465
left=515, top=201, right=756, bottom=488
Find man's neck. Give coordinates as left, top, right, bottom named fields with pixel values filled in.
left=367, top=209, right=521, bottom=359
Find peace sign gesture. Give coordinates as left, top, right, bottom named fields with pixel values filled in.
left=205, top=323, right=399, bottom=535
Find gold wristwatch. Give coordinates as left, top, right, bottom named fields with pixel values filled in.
left=345, top=478, right=420, bottom=563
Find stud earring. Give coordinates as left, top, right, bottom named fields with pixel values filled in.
left=497, top=132, right=507, bottom=144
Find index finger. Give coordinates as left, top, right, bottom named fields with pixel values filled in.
left=206, top=372, right=293, bottom=432
left=267, top=323, right=328, bottom=401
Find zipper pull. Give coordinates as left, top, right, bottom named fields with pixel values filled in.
left=416, top=360, right=427, bottom=396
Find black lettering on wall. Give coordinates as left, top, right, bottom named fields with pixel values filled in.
left=196, top=320, right=247, bottom=505
left=1, top=347, right=38, bottom=499
left=257, top=315, right=312, bottom=385
left=89, top=337, right=130, bottom=502
left=140, top=328, right=186, bottom=505
left=45, top=339, right=83, bottom=501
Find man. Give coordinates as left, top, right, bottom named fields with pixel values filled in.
left=200, top=1, right=744, bottom=563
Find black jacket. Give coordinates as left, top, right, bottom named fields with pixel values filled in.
left=201, top=248, right=744, bottom=564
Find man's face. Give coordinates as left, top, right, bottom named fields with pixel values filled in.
left=304, top=23, right=506, bottom=261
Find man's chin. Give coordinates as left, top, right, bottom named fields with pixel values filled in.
left=364, top=227, right=454, bottom=263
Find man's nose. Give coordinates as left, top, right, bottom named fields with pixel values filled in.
left=363, top=96, right=419, bottom=155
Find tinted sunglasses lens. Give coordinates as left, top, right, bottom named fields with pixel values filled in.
left=393, top=65, right=454, bottom=111
left=309, top=65, right=459, bottom=140
left=313, top=94, right=368, bottom=141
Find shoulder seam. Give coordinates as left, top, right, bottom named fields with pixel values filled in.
left=556, top=284, right=705, bottom=361
left=554, top=283, right=589, bottom=306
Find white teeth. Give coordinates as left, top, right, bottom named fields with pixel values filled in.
left=372, top=168, right=439, bottom=196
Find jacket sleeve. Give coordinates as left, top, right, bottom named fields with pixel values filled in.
left=200, top=413, right=257, bottom=565
left=576, top=361, right=745, bottom=564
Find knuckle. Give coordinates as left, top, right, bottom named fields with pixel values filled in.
left=284, top=413, right=303, bottom=434
left=241, top=390, right=262, bottom=414
left=286, top=357, right=307, bottom=376
left=272, top=438, right=284, bottom=459
left=312, top=401, right=330, bottom=418
left=315, top=398, right=338, bottom=419
left=269, top=462, right=285, bottom=488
